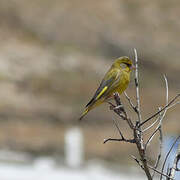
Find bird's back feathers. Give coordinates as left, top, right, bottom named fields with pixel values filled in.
left=85, top=68, right=119, bottom=108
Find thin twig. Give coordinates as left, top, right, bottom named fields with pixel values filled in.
left=167, top=138, right=180, bottom=180
left=143, top=75, right=168, bottom=133
left=166, top=101, right=180, bottom=110
left=139, top=94, right=180, bottom=127
left=145, top=127, right=160, bottom=151
left=151, top=76, right=169, bottom=178
left=166, top=164, right=171, bottom=179
left=157, top=75, right=168, bottom=128
left=112, top=118, right=124, bottom=139
left=160, top=136, right=180, bottom=180
left=144, top=74, right=168, bottom=178
left=152, top=127, right=163, bottom=179
left=148, top=165, right=173, bottom=180
left=143, top=101, right=180, bottom=132
left=124, top=92, right=137, bottom=112
left=104, top=137, right=135, bottom=144
left=143, top=112, right=161, bottom=133
left=145, top=75, right=168, bottom=178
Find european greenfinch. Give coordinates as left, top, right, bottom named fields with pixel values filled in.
left=79, top=56, right=134, bottom=120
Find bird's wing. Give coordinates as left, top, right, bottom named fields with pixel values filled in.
left=86, top=68, right=120, bottom=107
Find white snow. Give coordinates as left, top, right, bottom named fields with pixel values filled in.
left=0, top=157, right=145, bottom=180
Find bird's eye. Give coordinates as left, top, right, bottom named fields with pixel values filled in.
left=120, top=63, right=127, bottom=69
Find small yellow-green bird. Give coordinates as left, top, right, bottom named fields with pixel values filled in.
left=79, top=56, right=134, bottom=120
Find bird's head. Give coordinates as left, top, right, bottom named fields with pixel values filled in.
left=113, top=56, right=135, bottom=72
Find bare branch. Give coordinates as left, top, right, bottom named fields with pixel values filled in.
left=160, top=136, right=180, bottom=180
left=133, top=128, right=152, bottom=179
left=148, top=165, right=173, bottom=180
left=167, top=138, right=180, bottom=180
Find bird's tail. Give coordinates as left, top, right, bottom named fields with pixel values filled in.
left=79, top=108, right=89, bottom=121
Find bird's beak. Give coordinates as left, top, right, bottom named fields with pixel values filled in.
left=131, top=64, right=136, bottom=70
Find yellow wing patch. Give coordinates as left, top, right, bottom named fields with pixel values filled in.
left=83, top=108, right=89, bottom=115
left=96, top=86, right=108, bottom=100
left=79, top=108, right=89, bottom=120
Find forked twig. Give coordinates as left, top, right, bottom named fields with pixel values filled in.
left=108, top=101, right=127, bottom=121
left=104, top=137, right=135, bottom=144
left=148, top=165, right=173, bottom=179
left=131, top=155, right=173, bottom=179
left=139, top=94, right=180, bottom=127
left=108, top=93, right=135, bottom=129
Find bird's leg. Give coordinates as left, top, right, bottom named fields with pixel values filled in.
left=107, top=101, right=123, bottom=112
left=106, top=96, right=116, bottom=110
left=113, top=93, right=128, bottom=117
left=107, top=94, right=127, bottom=119
left=107, top=101, right=115, bottom=110
left=113, top=105, right=123, bottom=110
left=107, top=102, right=124, bottom=114
left=106, top=95, right=114, bottom=101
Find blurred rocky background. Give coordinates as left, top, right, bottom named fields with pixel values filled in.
left=0, top=0, right=179, bottom=166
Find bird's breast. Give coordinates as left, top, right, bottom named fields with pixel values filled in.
left=116, top=71, right=130, bottom=94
